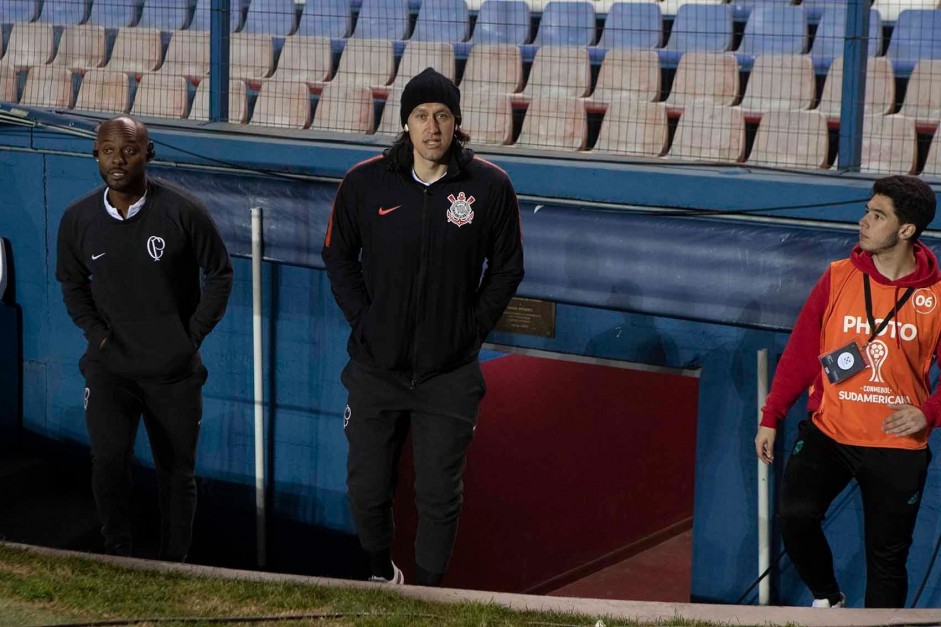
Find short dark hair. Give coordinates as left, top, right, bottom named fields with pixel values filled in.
left=873, top=175, right=937, bottom=239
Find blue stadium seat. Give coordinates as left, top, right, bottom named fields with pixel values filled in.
left=37, top=0, right=91, bottom=24
left=886, top=9, right=941, bottom=76
left=138, top=0, right=189, bottom=30
left=412, top=0, right=469, bottom=42
left=241, top=0, right=295, bottom=35
left=731, top=0, right=791, bottom=21
left=190, top=0, right=244, bottom=31
left=470, top=0, right=530, bottom=45
left=296, top=0, right=351, bottom=38
left=87, top=0, right=140, bottom=28
left=351, top=0, right=410, bottom=39
left=595, top=2, right=662, bottom=50
left=0, top=0, right=41, bottom=23
left=736, top=5, right=807, bottom=67
left=801, top=0, right=847, bottom=24
left=660, top=4, right=733, bottom=67
left=810, top=7, right=882, bottom=73
left=532, top=1, right=596, bottom=47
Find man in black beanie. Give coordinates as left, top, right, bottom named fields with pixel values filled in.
left=322, top=68, right=524, bottom=586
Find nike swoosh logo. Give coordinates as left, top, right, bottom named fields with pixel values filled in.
left=378, top=205, right=401, bottom=216
left=91, top=253, right=106, bottom=260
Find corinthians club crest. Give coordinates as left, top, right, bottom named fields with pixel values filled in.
left=447, top=192, right=475, bottom=227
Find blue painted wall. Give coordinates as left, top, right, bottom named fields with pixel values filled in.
left=1, top=126, right=939, bottom=607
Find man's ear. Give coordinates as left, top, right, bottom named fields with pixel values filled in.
left=899, top=223, right=917, bottom=241
left=92, top=143, right=99, bottom=159
left=146, top=141, right=155, bottom=161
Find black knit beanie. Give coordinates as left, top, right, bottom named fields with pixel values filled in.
left=399, top=67, right=462, bottom=128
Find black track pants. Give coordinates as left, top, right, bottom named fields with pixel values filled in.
left=778, top=420, right=930, bottom=608
left=82, top=358, right=207, bottom=561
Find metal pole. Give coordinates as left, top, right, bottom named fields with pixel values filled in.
left=251, top=207, right=266, bottom=568
left=757, top=348, right=770, bottom=605
left=837, top=0, right=871, bottom=170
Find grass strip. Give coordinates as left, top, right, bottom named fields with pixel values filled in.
left=0, top=544, right=726, bottom=627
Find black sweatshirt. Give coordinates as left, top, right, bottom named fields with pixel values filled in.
left=56, top=178, right=233, bottom=381
left=322, top=148, right=525, bottom=384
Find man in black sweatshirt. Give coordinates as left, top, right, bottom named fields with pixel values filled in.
left=56, top=116, right=233, bottom=562
left=322, top=68, right=525, bottom=586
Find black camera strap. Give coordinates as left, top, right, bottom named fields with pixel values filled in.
left=863, top=274, right=914, bottom=345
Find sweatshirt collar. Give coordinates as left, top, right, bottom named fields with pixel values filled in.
left=850, top=242, right=941, bottom=288
left=103, top=187, right=147, bottom=221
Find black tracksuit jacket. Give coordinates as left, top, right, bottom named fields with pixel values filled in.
left=322, top=147, right=524, bottom=385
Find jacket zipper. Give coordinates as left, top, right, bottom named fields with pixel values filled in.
left=410, top=186, right=431, bottom=389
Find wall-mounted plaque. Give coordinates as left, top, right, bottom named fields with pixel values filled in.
left=494, top=297, right=556, bottom=338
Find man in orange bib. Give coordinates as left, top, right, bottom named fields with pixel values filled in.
left=757, top=175, right=939, bottom=608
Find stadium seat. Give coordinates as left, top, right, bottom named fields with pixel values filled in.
left=861, top=114, right=917, bottom=174
left=660, top=4, right=733, bottom=67
left=665, top=51, right=739, bottom=109
left=159, top=30, right=210, bottom=78
left=105, top=27, right=163, bottom=73
left=137, top=0, right=189, bottom=30
left=0, top=64, right=16, bottom=101
left=351, top=0, right=410, bottom=40
left=310, top=82, right=374, bottom=132
left=190, top=0, right=243, bottom=32
left=250, top=80, right=311, bottom=128
left=331, top=38, right=395, bottom=86
left=921, top=131, right=941, bottom=177
left=230, top=32, right=275, bottom=80
left=886, top=9, right=941, bottom=76
left=390, top=41, right=455, bottom=88
left=460, top=88, right=514, bottom=144
left=241, top=0, right=296, bottom=35
left=374, top=85, right=404, bottom=135
left=591, top=98, right=668, bottom=157
left=267, top=35, right=332, bottom=84
left=20, top=65, right=73, bottom=108
left=737, top=54, right=815, bottom=116
left=296, top=0, right=352, bottom=38
left=53, top=24, right=106, bottom=71
left=2, top=22, right=55, bottom=67
left=515, top=96, right=588, bottom=151
left=460, top=44, right=523, bottom=94
left=521, top=46, right=591, bottom=99
left=816, top=56, right=895, bottom=120
left=659, top=0, right=724, bottom=18
left=669, top=104, right=745, bottom=161
left=190, top=79, right=249, bottom=122
left=899, top=59, right=941, bottom=125
left=732, top=0, right=797, bottom=21
left=736, top=5, right=807, bottom=66
left=802, top=0, right=847, bottom=23
left=87, top=0, right=138, bottom=27
left=588, top=48, right=660, bottom=106
left=0, top=0, right=41, bottom=23
left=748, top=110, right=829, bottom=168
left=412, top=0, right=469, bottom=42
left=470, top=0, right=530, bottom=45
left=874, top=0, right=941, bottom=23
left=131, top=73, right=190, bottom=117
left=74, top=68, right=129, bottom=112
left=809, top=7, right=883, bottom=73
left=37, top=0, right=90, bottom=25
left=532, top=1, right=596, bottom=47
left=594, top=2, right=662, bottom=50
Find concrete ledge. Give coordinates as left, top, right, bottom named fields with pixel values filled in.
left=4, top=542, right=940, bottom=626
